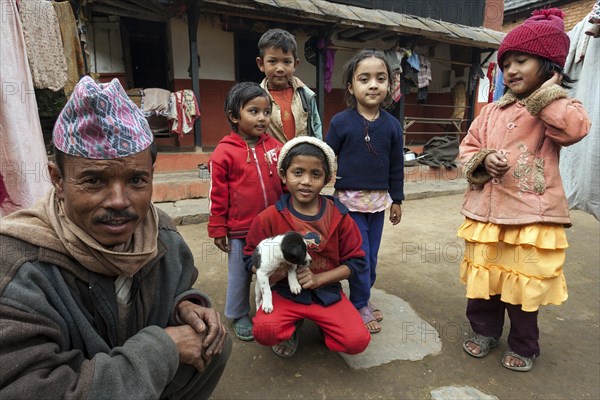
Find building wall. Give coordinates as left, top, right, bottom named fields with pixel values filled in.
left=88, top=11, right=481, bottom=148
left=483, top=0, right=505, bottom=31
left=503, top=0, right=595, bottom=32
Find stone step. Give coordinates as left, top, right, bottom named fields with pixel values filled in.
left=152, top=163, right=463, bottom=203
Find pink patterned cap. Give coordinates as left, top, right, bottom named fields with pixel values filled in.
left=53, top=76, right=153, bottom=159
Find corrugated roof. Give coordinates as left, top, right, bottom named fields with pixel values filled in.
left=202, top=0, right=505, bottom=48
left=86, top=0, right=505, bottom=47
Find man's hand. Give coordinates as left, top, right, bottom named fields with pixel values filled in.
left=214, top=237, right=230, bottom=253
left=164, top=325, right=209, bottom=372
left=484, top=152, right=510, bottom=178
left=177, top=301, right=227, bottom=362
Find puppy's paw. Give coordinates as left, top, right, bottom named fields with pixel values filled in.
left=262, top=302, right=274, bottom=313
left=289, top=283, right=302, bottom=295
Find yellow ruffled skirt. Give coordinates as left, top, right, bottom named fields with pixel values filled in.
left=457, top=218, right=568, bottom=312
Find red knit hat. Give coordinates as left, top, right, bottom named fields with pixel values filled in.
left=497, top=8, right=570, bottom=70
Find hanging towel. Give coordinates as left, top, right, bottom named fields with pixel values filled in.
left=19, top=0, right=67, bottom=91
left=168, top=90, right=200, bottom=137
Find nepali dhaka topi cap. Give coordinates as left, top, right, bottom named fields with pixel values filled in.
left=53, top=76, right=153, bottom=159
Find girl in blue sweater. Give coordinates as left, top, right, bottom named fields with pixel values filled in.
left=325, top=49, right=404, bottom=333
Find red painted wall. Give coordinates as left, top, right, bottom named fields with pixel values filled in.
left=101, top=76, right=462, bottom=149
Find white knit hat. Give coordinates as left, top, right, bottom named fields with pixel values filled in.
left=277, top=136, right=336, bottom=178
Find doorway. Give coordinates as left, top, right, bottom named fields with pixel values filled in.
left=121, top=18, right=169, bottom=89
left=235, top=33, right=263, bottom=83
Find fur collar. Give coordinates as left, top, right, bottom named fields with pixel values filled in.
left=496, top=85, right=569, bottom=116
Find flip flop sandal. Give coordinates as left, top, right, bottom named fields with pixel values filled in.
left=462, top=333, right=500, bottom=358
left=358, top=305, right=381, bottom=334
left=272, top=319, right=304, bottom=358
left=502, top=349, right=535, bottom=372
left=232, top=315, right=254, bottom=341
left=368, top=301, right=383, bottom=322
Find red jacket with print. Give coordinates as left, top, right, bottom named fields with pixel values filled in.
left=208, top=132, right=283, bottom=239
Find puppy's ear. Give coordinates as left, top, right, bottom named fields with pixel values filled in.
left=281, top=232, right=307, bottom=265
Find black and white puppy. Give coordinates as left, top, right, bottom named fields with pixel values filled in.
left=252, top=231, right=312, bottom=313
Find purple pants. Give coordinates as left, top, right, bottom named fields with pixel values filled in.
left=466, top=295, right=540, bottom=358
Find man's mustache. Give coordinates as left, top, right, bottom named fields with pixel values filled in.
left=94, top=209, right=139, bottom=223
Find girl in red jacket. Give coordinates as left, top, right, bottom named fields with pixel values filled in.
left=459, top=9, right=590, bottom=372
left=243, top=137, right=371, bottom=358
left=208, top=82, right=283, bottom=341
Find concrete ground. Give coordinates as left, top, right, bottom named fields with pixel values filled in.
left=176, top=193, right=599, bottom=400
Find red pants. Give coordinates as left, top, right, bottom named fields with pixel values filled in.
left=252, top=291, right=371, bottom=355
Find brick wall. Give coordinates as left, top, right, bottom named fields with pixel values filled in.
left=503, top=0, right=595, bottom=32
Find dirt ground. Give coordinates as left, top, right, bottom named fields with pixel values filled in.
left=178, top=193, right=600, bottom=400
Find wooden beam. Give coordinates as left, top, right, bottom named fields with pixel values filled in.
left=187, top=5, right=202, bottom=148
left=125, top=0, right=169, bottom=15
left=352, top=30, right=389, bottom=42
left=336, top=27, right=364, bottom=40
left=91, top=4, right=166, bottom=21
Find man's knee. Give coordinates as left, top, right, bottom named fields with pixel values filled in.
left=161, top=335, right=233, bottom=400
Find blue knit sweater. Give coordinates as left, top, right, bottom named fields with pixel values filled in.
left=325, top=108, right=404, bottom=203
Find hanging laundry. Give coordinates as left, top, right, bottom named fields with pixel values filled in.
left=317, top=38, right=336, bottom=93
left=468, top=64, right=484, bottom=94
left=53, top=1, right=86, bottom=96
left=486, top=62, right=496, bottom=103
left=168, top=90, right=200, bottom=137
left=1, top=0, right=52, bottom=216
left=417, top=54, right=432, bottom=88
left=493, top=64, right=504, bottom=102
left=391, top=72, right=402, bottom=102
left=406, top=53, right=420, bottom=71
left=417, top=87, right=428, bottom=103
left=385, top=49, right=404, bottom=102
left=18, top=0, right=67, bottom=91
left=142, top=88, right=172, bottom=117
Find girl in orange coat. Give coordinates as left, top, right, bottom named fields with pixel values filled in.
left=458, top=9, right=591, bottom=372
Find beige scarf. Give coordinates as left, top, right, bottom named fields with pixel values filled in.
left=0, top=189, right=158, bottom=277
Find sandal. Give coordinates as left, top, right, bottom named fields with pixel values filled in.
left=462, top=333, right=500, bottom=358
left=272, top=319, right=304, bottom=358
left=358, top=305, right=381, bottom=334
left=502, top=349, right=535, bottom=372
left=368, top=301, right=383, bottom=322
left=232, top=315, right=254, bottom=341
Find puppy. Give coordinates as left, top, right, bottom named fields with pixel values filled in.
left=252, top=231, right=312, bottom=313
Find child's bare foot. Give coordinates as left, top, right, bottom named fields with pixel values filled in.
left=368, top=301, right=383, bottom=322
left=359, top=306, right=381, bottom=334
left=462, top=334, right=499, bottom=358
left=502, top=349, right=534, bottom=372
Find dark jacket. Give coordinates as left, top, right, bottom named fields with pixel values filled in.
left=0, top=210, right=210, bottom=399
left=326, top=108, right=405, bottom=203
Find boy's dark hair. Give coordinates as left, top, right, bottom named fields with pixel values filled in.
left=52, top=142, right=158, bottom=175
left=224, top=82, right=271, bottom=132
left=341, top=48, right=394, bottom=109
left=279, top=143, right=331, bottom=183
left=257, top=28, right=298, bottom=59
left=502, top=52, right=576, bottom=94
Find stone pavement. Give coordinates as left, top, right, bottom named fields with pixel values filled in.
left=174, top=190, right=599, bottom=400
